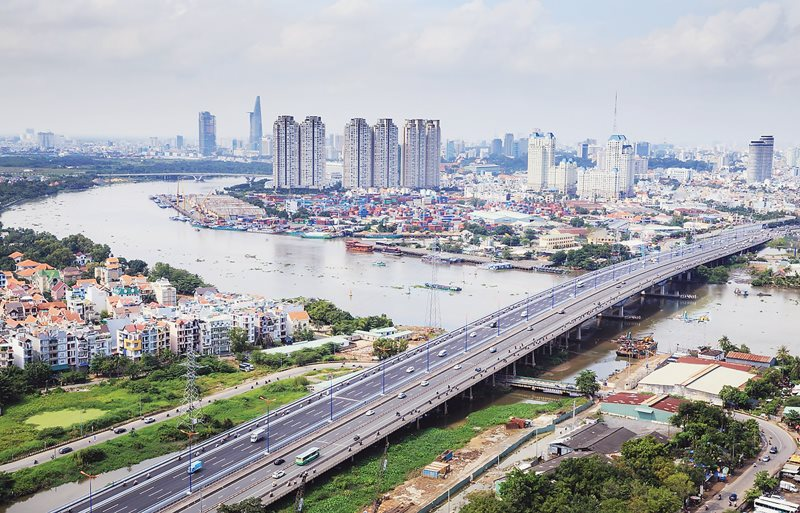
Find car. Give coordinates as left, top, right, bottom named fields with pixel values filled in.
left=761, top=454, right=771, bottom=462
left=272, top=470, right=285, bottom=479
left=406, top=367, right=414, bottom=373
left=489, top=347, right=497, bottom=353
left=557, top=310, right=565, bottom=314
left=576, top=282, right=584, bottom=288
left=615, top=285, right=622, bottom=289
left=469, top=332, right=477, bottom=337
left=58, top=446, right=73, bottom=455
left=365, top=409, right=375, bottom=416
left=397, top=392, right=407, bottom=399
left=420, top=380, right=430, bottom=387
left=113, top=427, right=127, bottom=434
left=475, top=367, right=482, bottom=372
left=729, top=493, right=738, bottom=502
left=273, top=458, right=285, bottom=465
left=143, top=417, right=156, bottom=424
left=769, top=446, right=778, bottom=454
left=437, top=350, right=448, bottom=357
left=188, top=460, right=203, bottom=474
left=353, top=435, right=360, bottom=441
left=453, top=364, right=462, bottom=370
left=527, top=326, right=535, bottom=331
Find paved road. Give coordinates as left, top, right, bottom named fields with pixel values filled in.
left=50, top=224, right=779, bottom=513
left=704, top=415, right=796, bottom=511
left=1, top=362, right=369, bottom=474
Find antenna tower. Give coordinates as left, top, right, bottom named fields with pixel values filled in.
left=426, top=239, right=442, bottom=329
left=612, top=91, right=618, bottom=133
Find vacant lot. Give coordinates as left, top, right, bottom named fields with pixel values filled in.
left=25, top=408, right=107, bottom=430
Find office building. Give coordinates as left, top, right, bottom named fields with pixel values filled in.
left=445, top=140, right=456, bottom=161
left=504, top=133, right=514, bottom=157
left=746, top=135, right=774, bottom=182
left=175, top=135, right=184, bottom=150
left=198, top=111, right=217, bottom=156
left=527, top=131, right=556, bottom=190
left=635, top=141, right=650, bottom=157
left=273, top=115, right=300, bottom=189
left=576, top=141, right=589, bottom=160
left=299, top=116, right=325, bottom=187
left=490, top=138, right=503, bottom=156
left=249, top=96, right=263, bottom=154
left=372, top=118, right=399, bottom=188
left=37, top=131, right=55, bottom=150
left=343, top=118, right=372, bottom=189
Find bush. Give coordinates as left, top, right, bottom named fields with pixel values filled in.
left=73, top=447, right=107, bottom=465
left=37, top=427, right=66, bottom=440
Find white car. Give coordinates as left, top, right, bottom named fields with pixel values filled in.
left=406, top=366, right=414, bottom=373
left=453, top=364, right=462, bottom=370
left=143, top=417, right=156, bottom=424
left=272, top=470, right=285, bottom=479
left=420, top=380, right=430, bottom=387
left=437, top=350, right=448, bottom=357
left=489, top=347, right=497, bottom=353
left=576, top=282, right=584, bottom=288
left=469, top=332, right=477, bottom=337
left=365, top=409, right=375, bottom=416
left=397, top=392, right=406, bottom=399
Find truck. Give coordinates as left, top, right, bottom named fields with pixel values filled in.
left=250, top=428, right=266, bottom=443
left=780, top=480, right=799, bottom=493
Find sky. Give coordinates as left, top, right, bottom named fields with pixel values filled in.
left=1, top=0, right=799, bottom=147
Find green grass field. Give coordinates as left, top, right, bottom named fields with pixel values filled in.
left=5, top=378, right=309, bottom=502
left=25, top=409, right=107, bottom=429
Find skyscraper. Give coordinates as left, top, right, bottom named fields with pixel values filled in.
left=576, top=141, right=589, bottom=160
left=249, top=96, right=263, bottom=154
left=372, top=118, right=399, bottom=188
left=746, top=135, right=774, bottom=182
left=37, top=131, right=54, bottom=150
left=503, top=133, right=514, bottom=157
left=198, top=111, right=216, bottom=156
left=634, top=141, right=650, bottom=157
left=424, top=120, right=441, bottom=188
left=273, top=115, right=299, bottom=189
left=401, top=119, right=426, bottom=189
left=175, top=135, right=184, bottom=150
left=527, top=131, right=555, bottom=190
left=343, top=118, right=372, bottom=189
left=606, top=134, right=634, bottom=197
left=299, top=116, right=325, bottom=188
left=490, top=138, right=503, bottom=156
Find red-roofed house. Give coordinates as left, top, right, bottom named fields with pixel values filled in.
left=725, top=351, right=776, bottom=369
left=601, top=392, right=687, bottom=424
left=8, top=251, right=24, bottom=263
left=287, top=310, right=311, bottom=335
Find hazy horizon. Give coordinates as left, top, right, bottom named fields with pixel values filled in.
left=2, top=0, right=800, bottom=147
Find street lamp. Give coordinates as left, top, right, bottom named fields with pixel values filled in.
left=258, top=396, right=274, bottom=454
left=426, top=341, right=430, bottom=372
left=80, top=470, right=99, bottom=513
left=328, top=373, right=334, bottom=421
left=180, top=429, right=198, bottom=494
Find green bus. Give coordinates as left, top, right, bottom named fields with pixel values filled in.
left=295, top=447, right=320, bottom=466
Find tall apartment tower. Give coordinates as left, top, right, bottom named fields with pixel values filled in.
left=424, top=120, right=441, bottom=188
left=273, top=115, right=299, bottom=189
left=249, top=96, right=263, bottom=154
left=527, top=131, right=555, bottom=189
left=606, top=134, right=634, bottom=197
left=343, top=118, right=373, bottom=189
left=401, top=119, right=427, bottom=188
left=747, top=135, right=774, bottom=182
left=198, top=111, right=216, bottom=156
left=299, top=116, right=325, bottom=187
left=503, top=133, right=515, bottom=157
left=372, top=118, right=399, bottom=188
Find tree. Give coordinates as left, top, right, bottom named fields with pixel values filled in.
left=784, top=409, right=800, bottom=428
left=217, top=497, right=268, bottom=513
left=24, top=361, right=53, bottom=389
left=575, top=370, right=600, bottom=397
left=719, top=384, right=749, bottom=409
left=293, top=327, right=315, bottom=342
left=229, top=327, right=250, bottom=354
left=460, top=491, right=506, bottom=513
left=0, top=367, right=27, bottom=406
left=662, top=472, right=695, bottom=502
left=753, top=470, right=778, bottom=493
left=372, top=338, right=409, bottom=360
left=0, top=472, right=14, bottom=502
left=125, top=259, right=149, bottom=275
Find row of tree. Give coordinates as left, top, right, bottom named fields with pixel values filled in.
left=302, top=298, right=393, bottom=335
left=550, top=243, right=633, bottom=270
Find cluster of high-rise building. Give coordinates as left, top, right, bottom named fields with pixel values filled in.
left=525, top=131, right=578, bottom=194
left=272, top=115, right=327, bottom=189
left=342, top=118, right=441, bottom=190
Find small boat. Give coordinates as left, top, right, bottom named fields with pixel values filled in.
left=423, top=283, right=462, bottom=292
left=734, top=288, right=749, bottom=297
left=756, top=292, right=772, bottom=297
left=373, top=261, right=386, bottom=267
left=245, top=254, right=257, bottom=259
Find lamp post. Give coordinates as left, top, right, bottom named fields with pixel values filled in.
left=381, top=363, right=385, bottom=394
left=464, top=315, right=468, bottom=353
left=258, top=396, right=274, bottom=454
left=180, top=429, right=198, bottom=494
left=426, top=341, right=430, bottom=372
left=80, top=471, right=99, bottom=513
left=328, top=373, right=334, bottom=421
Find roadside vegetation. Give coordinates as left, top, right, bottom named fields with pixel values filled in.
left=295, top=298, right=393, bottom=335
left=0, top=377, right=308, bottom=504
left=549, top=243, right=633, bottom=270
left=751, top=268, right=800, bottom=288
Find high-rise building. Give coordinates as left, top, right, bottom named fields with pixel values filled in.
left=424, top=120, right=441, bottom=188
left=527, top=131, right=555, bottom=190
left=788, top=147, right=800, bottom=168
left=577, top=167, right=622, bottom=201
left=273, top=115, right=299, bottom=189
left=175, top=135, right=184, bottom=150
left=343, top=118, right=372, bottom=189
left=576, top=141, right=589, bottom=160
left=445, top=140, right=456, bottom=161
left=606, top=134, right=634, bottom=196
left=400, top=119, right=440, bottom=189
left=547, top=160, right=578, bottom=194
left=634, top=141, right=650, bottom=157
left=249, top=96, right=263, bottom=154
left=37, top=131, right=55, bottom=150
left=372, top=118, right=399, bottom=188
left=503, top=133, right=514, bottom=157
left=198, top=111, right=217, bottom=156
left=746, top=135, right=774, bottom=182
left=299, top=116, right=325, bottom=187
left=490, top=138, right=503, bottom=156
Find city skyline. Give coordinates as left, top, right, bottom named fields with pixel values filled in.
left=1, top=0, right=799, bottom=146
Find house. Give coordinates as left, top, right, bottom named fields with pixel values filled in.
left=697, top=349, right=724, bottom=361
left=725, top=351, right=776, bottom=369
left=73, top=252, right=90, bottom=266
left=0, top=272, right=6, bottom=289
left=601, top=393, right=686, bottom=424
left=548, top=422, right=637, bottom=457
left=50, top=281, right=67, bottom=301
left=15, top=259, right=42, bottom=272
left=61, top=266, right=83, bottom=283
left=8, top=251, right=24, bottom=264
left=287, top=310, right=311, bottom=334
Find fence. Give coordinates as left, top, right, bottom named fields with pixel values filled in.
left=417, top=400, right=594, bottom=513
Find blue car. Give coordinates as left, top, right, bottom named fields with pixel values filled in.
left=188, top=460, right=203, bottom=474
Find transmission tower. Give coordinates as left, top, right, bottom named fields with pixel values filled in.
left=425, top=239, right=442, bottom=329
left=179, top=345, right=202, bottom=430
left=371, top=439, right=390, bottom=513
left=294, top=473, right=307, bottom=512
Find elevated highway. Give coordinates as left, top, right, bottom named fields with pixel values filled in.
left=52, top=223, right=784, bottom=513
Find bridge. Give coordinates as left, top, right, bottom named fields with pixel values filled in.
left=97, top=172, right=269, bottom=181
left=497, top=376, right=582, bottom=396
left=52, top=222, right=789, bottom=513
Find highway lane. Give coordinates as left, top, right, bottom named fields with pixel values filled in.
left=53, top=224, right=774, bottom=513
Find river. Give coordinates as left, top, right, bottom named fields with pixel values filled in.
left=2, top=178, right=799, bottom=512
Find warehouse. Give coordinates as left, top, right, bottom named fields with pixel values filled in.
left=637, top=361, right=753, bottom=405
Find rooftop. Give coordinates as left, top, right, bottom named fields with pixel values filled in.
left=725, top=351, right=775, bottom=364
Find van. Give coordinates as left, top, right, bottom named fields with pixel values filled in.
left=239, top=363, right=255, bottom=372
left=780, top=480, right=798, bottom=493
left=188, top=460, right=203, bottom=474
